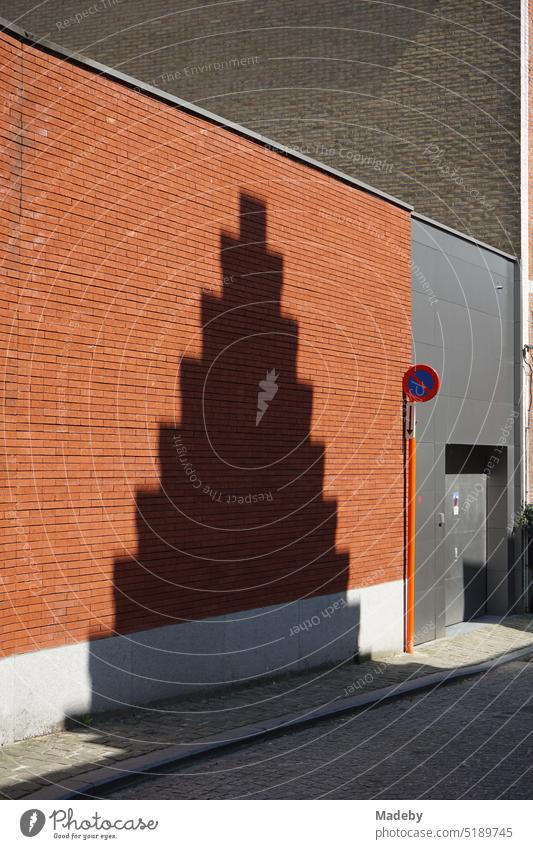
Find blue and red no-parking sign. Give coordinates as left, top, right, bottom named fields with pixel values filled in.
left=403, top=362, right=440, bottom=654
left=402, top=363, right=440, bottom=403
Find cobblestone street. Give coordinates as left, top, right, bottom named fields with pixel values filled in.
left=2, top=617, right=533, bottom=800
left=106, top=655, right=533, bottom=800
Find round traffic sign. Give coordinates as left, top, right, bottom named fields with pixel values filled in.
left=403, top=364, right=440, bottom=403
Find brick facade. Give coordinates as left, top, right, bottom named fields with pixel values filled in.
left=0, top=32, right=411, bottom=659
left=2, top=0, right=520, bottom=255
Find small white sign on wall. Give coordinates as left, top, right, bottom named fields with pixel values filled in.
left=453, top=491, right=459, bottom=516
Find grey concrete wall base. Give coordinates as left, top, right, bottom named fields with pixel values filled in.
left=0, top=580, right=403, bottom=745
left=30, top=641, right=533, bottom=801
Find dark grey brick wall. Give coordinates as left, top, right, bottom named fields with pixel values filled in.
left=2, top=0, right=520, bottom=253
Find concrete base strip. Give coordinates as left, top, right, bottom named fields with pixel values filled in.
left=0, top=581, right=404, bottom=746
left=28, top=641, right=533, bottom=800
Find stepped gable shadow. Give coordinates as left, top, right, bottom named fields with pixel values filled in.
left=112, top=193, right=350, bottom=635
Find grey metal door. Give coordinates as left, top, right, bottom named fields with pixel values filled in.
left=444, top=474, right=487, bottom=626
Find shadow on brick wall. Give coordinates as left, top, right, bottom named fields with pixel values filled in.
left=88, top=193, right=354, bottom=711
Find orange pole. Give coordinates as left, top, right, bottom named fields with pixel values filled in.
left=406, top=421, right=416, bottom=653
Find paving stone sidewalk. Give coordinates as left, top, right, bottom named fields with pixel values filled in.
left=2, top=615, right=533, bottom=799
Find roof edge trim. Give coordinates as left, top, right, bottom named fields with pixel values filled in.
left=412, top=211, right=517, bottom=262
left=0, top=18, right=413, bottom=212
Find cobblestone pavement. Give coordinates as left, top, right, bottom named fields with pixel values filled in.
left=106, top=656, right=533, bottom=800
left=1, top=615, right=533, bottom=799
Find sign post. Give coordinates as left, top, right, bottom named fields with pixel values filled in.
left=402, top=364, right=440, bottom=653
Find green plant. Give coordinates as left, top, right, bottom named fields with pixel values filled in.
left=514, top=503, right=533, bottom=530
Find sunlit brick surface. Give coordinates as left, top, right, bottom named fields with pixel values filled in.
left=0, top=32, right=411, bottom=657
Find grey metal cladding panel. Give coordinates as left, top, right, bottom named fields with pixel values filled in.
left=434, top=300, right=473, bottom=399
left=435, top=303, right=513, bottom=405
left=412, top=291, right=438, bottom=345
left=486, top=572, right=510, bottom=614
left=415, top=441, right=436, bottom=493
left=412, top=242, right=512, bottom=321
left=412, top=219, right=515, bottom=278
left=485, top=452, right=508, bottom=487
left=444, top=260, right=511, bottom=322
left=412, top=219, right=515, bottom=440
left=486, top=485, right=510, bottom=531
left=414, top=536, right=438, bottom=644
left=434, top=398, right=517, bottom=446
left=486, top=529, right=509, bottom=571
left=415, top=537, right=438, bottom=590
left=415, top=489, right=438, bottom=542
left=411, top=341, right=444, bottom=371
left=411, top=217, right=518, bottom=627
left=412, top=243, right=439, bottom=297
left=415, top=392, right=439, bottom=444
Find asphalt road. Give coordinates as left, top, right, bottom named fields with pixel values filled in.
left=105, top=657, right=533, bottom=800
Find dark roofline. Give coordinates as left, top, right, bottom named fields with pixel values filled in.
left=0, top=18, right=413, bottom=212
left=0, top=18, right=518, bottom=263
left=412, top=212, right=517, bottom=263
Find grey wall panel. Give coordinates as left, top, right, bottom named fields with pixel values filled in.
left=412, top=218, right=519, bottom=642
left=433, top=400, right=517, bottom=447
left=415, top=441, right=437, bottom=496
left=412, top=243, right=512, bottom=313
left=412, top=291, right=438, bottom=346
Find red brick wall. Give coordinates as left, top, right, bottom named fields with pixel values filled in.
left=0, top=31, right=411, bottom=658
left=0, top=34, right=23, bottom=659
